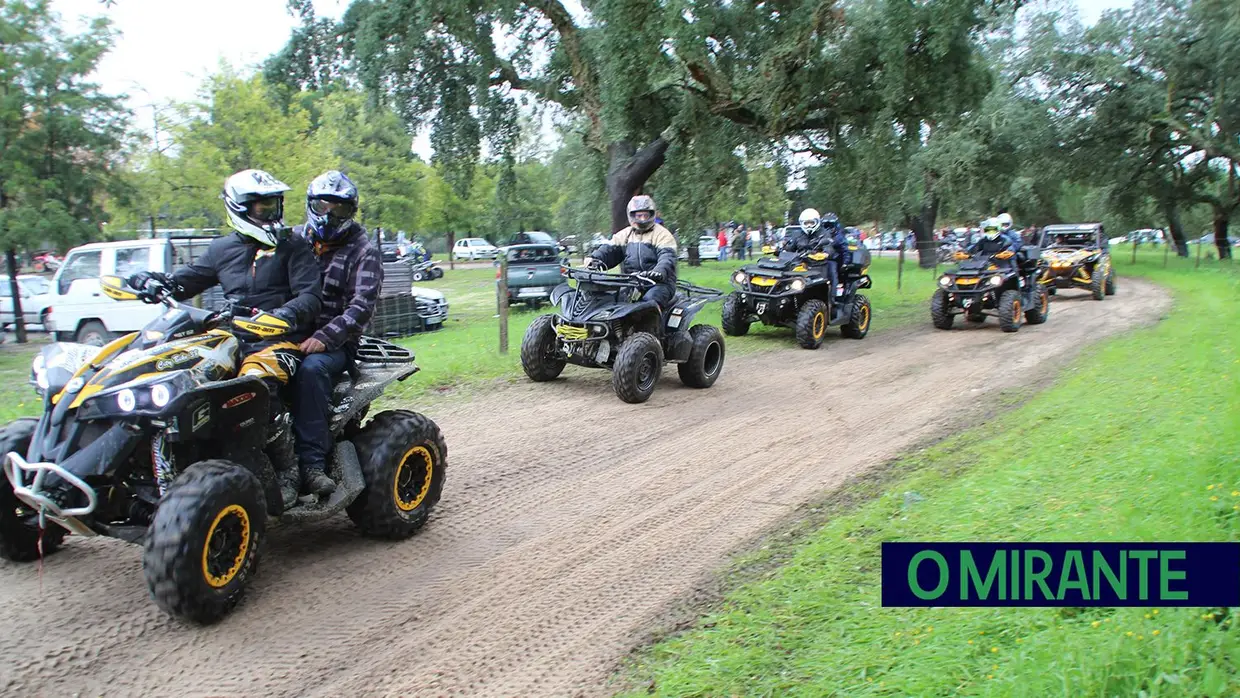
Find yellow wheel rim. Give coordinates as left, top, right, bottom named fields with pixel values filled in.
left=812, top=312, right=826, bottom=339
left=394, top=446, right=435, bottom=512
left=858, top=305, right=870, bottom=331
left=202, top=504, right=251, bottom=589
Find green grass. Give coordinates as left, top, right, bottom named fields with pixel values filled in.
left=618, top=258, right=1240, bottom=696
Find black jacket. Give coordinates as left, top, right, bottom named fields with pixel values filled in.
left=591, top=224, right=678, bottom=282
left=785, top=226, right=849, bottom=259
left=172, top=232, right=322, bottom=342
left=967, top=232, right=1021, bottom=257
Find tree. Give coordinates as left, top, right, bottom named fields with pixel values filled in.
left=274, top=0, right=1013, bottom=245
left=0, top=0, right=127, bottom=342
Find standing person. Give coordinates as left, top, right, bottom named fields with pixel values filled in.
left=747, top=225, right=759, bottom=259
left=717, top=225, right=729, bottom=261
left=292, top=170, right=383, bottom=499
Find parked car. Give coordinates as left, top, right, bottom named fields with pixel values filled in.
left=679, top=234, right=721, bottom=260
left=0, top=274, right=53, bottom=331
left=452, top=237, right=500, bottom=260
left=499, top=244, right=566, bottom=308
left=558, top=235, right=581, bottom=254
left=507, top=231, right=558, bottom=247
left=380, top=242, right=402, bottom=262
left=410, top=285, right=449, bottom=329
left=47, top=238, right=219, bottom=346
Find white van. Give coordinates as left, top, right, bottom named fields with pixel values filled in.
left=49, top=237, right=216, bottom=346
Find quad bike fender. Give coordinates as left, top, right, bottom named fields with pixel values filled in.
left=166, top=375, right=271, bottom=448
left=549, top=282, right=572, bottom=307
left=24, top=421, right=144, bottom=483
left=664, top=330, right=692, bottom=362
left=665, top=296, right=714, bottom=332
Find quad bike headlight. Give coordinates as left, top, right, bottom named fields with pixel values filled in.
left=938, top=275, right=952, bottom=287
left=732, top=271, right=747, bottom=285
left=988, top=275, right=1004, bottom=287
left=150, top=383, right=172, bottom=408
left=789, top=278, right=806, bottom=292
left=116, top=388, right=137, bottom=412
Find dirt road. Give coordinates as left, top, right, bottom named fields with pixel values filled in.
left=0, top=281, right=1170, bottom=697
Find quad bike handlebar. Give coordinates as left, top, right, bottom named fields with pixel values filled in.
left=564, top=265, right=723, bottom=299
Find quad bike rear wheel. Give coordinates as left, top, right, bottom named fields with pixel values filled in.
left=795, top=299, right=829, bottom=349
left=720, top=292, right=750, bottom=336
left=840, top=294, right=872, bottom=339
left=412, top=269, right=427, bottom=282
left=520, top=314, right=566, bottom=381
left=348, top=410, right=446, bottom=538
left=1025, top=285, right=1050, bottom=325
left=1105, top=268, right=1116, bottom=296
left=143, top=460, right=266, bottom=624
left=431, top=267, right=444, bottom=279
left=677, top=325, right=725, bottom=388
left=0, top=418, right=68, bottom=562
left=997, top=289, right=1023, bottom=333
left=930, top=289, right=954, bottom=330
left=612, top=332, right=663, bottom=403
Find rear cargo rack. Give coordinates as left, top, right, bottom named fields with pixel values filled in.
left=355, top=336, right=416, bottom=364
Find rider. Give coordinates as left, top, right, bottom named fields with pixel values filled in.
left=785, top=209, right=850, bottom=301
left=782, top=208, right=823, bottom=253
left=129, top=169, right=322, bottom=505
left=968, top=217, right=1021, bottom=266
left=583, top=194, right=678, bottom=308
left=292, top=170, right=383, bottom=499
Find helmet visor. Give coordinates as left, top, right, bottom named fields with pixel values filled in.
left=247, top=196, right=284, bottom=223
left=630, top=210, right=654, bottom=225
left=309, top=198, right=357, bottom=220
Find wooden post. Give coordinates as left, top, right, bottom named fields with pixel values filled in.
left=1131, top=237, right=1138, bottom=265
left=1195, top=237, right=1203, bottom=268
left=1163, top=236, right=1170, bottom=268
left=497, top=253, right=509, bottom=354
left=897, top=238, right=906, bottom=292
left=448, top=231, right=456, bottom=271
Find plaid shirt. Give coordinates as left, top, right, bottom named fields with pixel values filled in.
left=297, top=223, right=383, bottom=351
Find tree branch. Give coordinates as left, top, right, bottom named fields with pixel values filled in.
left=526, top=0, right=604, bottom=150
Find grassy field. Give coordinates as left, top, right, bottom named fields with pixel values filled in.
left=618, top=257, right=1240, bottom=696
left=0, top=253, right=941, bottom=420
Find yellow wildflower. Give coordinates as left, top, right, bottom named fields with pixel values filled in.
left=991, top=647, right=998, bottom=653
left=1152, top=630, right=1161, bottom=636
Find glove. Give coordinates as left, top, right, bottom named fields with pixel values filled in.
left=127, top=271, right=170, bottom=291
left=995, top=250, right=1015, bottom=259
left=585, top=258, right=608, bottom=271
left=634, top=270, right=664, bottom=283
left=270, top=307, right=298, bottom=324
left=953, top=251, right=970, bottom=260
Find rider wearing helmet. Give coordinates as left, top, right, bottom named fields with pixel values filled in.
left=968, top=217, right=1021, bottom=264
left=783, top=208, right=823, bottom=253
left=129, top=169, right=322, bottom=507
left=784, top=209, right=851, bottom=300
left=583, top=194, right=678, bottom=308
left=290, top=170, right=383, bottom=499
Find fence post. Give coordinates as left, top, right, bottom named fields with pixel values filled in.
left=497, top=254, right=509, bottom=354
left=1195, top=238, right=1203, bottom=268
left=897, top=238, right=905, bottom=292
left=448, top=231, right=456, bottom=271
left=1163, top=238, right=1170, bottom=268
left=1131, top=238, right=1138, bottom=265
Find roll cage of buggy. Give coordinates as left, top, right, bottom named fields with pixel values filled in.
left=1036, top=223, right=1116, bottom=299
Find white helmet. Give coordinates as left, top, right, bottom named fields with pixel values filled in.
left=798, top=208, right=822, bottom=234
left=996, top=212, right=1013, bottom=230
left=222, top=169, right=291, bottom=247
left=982, top=217, right=1001, bottom=240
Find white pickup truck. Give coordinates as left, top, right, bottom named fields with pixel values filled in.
left=48, top=237, right=217, bottom=345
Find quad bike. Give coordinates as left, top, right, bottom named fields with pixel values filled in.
left=1036, top=223, right=1116, bottom=300
left=931, top=247, right=1049, bottom=332
left=520, top=267, right=725, bottom=404
left=721, top=246, right=873, bottom=349
left=411, top=258, right=444, bottom=282
left=1, top=275, right=445, bottom=624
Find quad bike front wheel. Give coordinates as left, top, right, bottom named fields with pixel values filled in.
left=795, top=299, right=829, bottom=349
left=720, top=292, right=751, bottom=336
left=1105, top=268, right=1117, bottom=296
left=613, top=332, right=663, bottom=403
left=1025, top=285, right=1050, bottom=325
left=0, top=418, right=68, bottom=562
left=1090, top=262, right=1106, bottom=300
left=349, top=410, right=447, bottom=539
left=997, top=289, right=1023, bottom=333
left=678, top=325, right=725, bottom=388
left=840, top=294, right=872, bottom=339
left=930, top=289, right=954, bottom=330
left=143, top=460, right=266, bottom=624
left=412, top=269, right=427, bottom=282
left=521, top=314, right=566, bottom=381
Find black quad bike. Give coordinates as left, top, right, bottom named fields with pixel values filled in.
left=1036, top=223, right=1116, bottom=300
left=520, top=267, right=726, bottom=404
left=931, top=247, right=1050, bottom=332
left=721, top=247, right=873, bottom=349
left=1, top=275, right=446, bottom=624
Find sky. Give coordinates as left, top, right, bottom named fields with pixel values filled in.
left=52, top=0, right=1134, bottom=158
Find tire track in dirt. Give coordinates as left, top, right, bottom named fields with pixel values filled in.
left=0, top=281, right=1170, bottom=697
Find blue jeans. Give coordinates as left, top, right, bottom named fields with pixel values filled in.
left=718, top=246, right=728, bottom=261
left=292, top=348, right=350, bottom=474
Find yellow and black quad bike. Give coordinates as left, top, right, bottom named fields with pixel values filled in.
left=520, top=267, right=726, bottom=404
left=1, top=276, right=445, bottom=624
left=721, top=246, right=873, bottom=350
left=931, top=245, right=1049, bottom=333
left=1036, top=223, right=1116, bottom=300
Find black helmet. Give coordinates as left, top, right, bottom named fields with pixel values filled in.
left=305, top=170, right=359, bottom=243
left=820, top=212, right=841, bottom=231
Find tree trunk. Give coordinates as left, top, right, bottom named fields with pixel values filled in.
left=1212, top=208, right=1233, bottom=260
left=1161, top=200, right=1190, bottom=257
left=605, top=138, right=671, bottom=233
left=910, top=186, right=941, bottom=268
left=6, top=249, right=27, bottom=344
